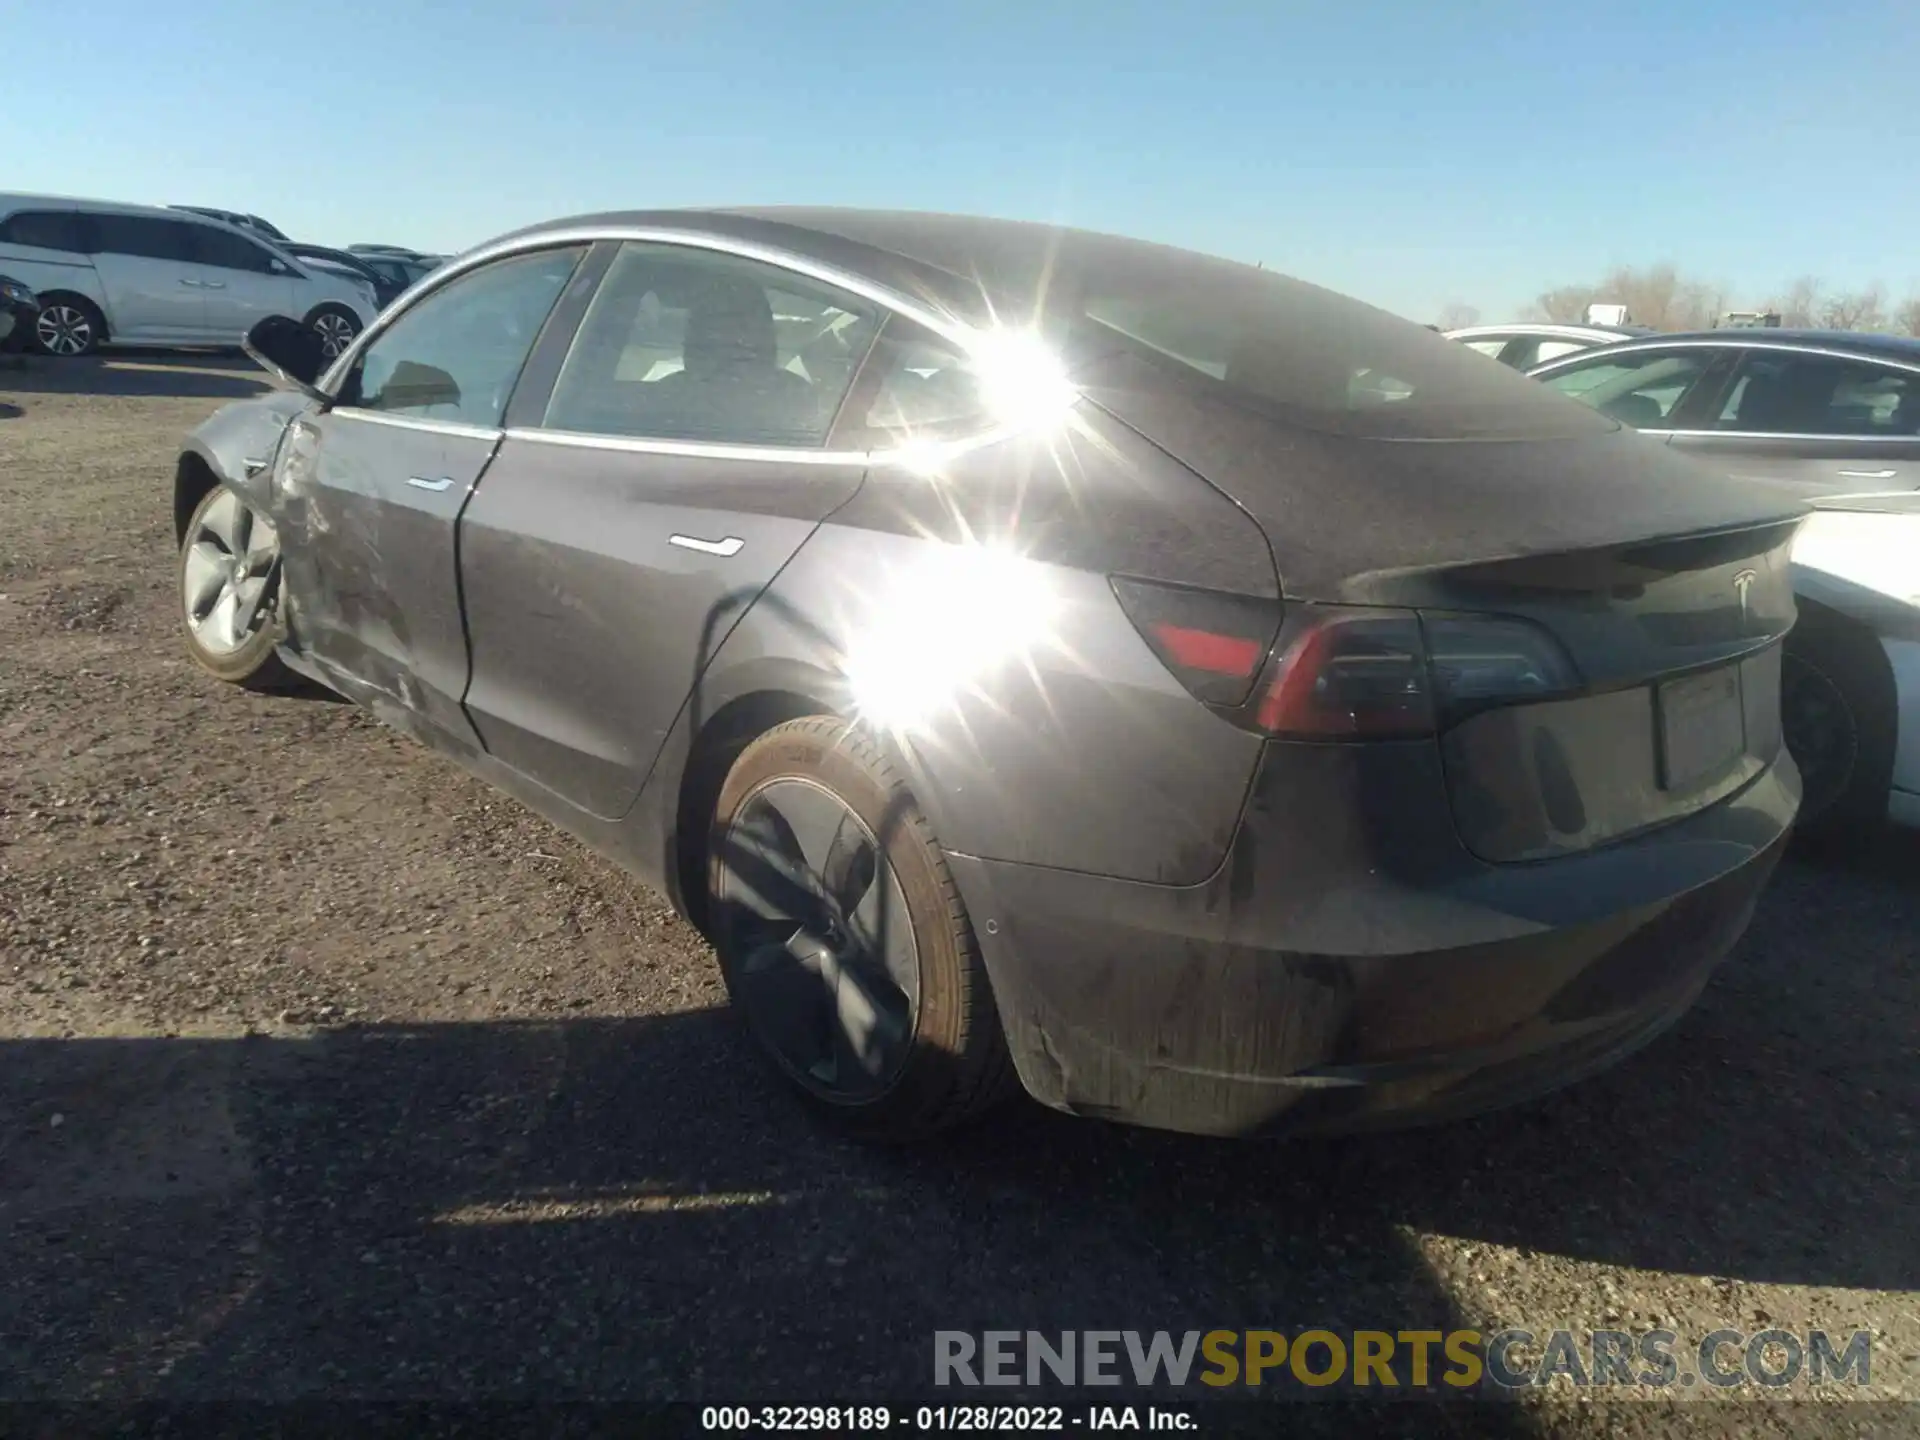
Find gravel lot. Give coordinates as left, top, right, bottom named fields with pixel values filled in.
left=1, top=352, right=1916, bottom=1436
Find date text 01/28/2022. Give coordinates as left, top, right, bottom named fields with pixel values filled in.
left=700, top=1405, right=1194, bottom=1431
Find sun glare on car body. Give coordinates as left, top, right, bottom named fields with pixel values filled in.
left=841, top=541, right=1062, bottom=735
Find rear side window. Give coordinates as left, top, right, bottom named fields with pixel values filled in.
left=1537, top=349, right=1716, bottom=426
left=0, top=210, right=90, bottom=252
left=1039, top=239, right=1612, bottom=440
left=1716, top=353, right=1920, bottom=437
left=344, top=246, right=585, bottom=428
left=543, top=242, right=882, bottom=446
left=834, top=320, right=993, bottom=448
left=91, top=214, right=198, bottom=263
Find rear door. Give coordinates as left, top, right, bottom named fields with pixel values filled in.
left=278, top=243, right=592, bottom=748
left=1665, top=349, right=1920, bottom=495
left=455, top=239, right=883, bottom=817
left=85, top=213, right=206, bottom=340
left=182, top=221, right=298, bottom=342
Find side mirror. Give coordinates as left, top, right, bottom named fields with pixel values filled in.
left=243, top=315, right=330, bottom=400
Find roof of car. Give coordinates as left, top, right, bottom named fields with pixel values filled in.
left=1583, top=328, right=1920, bottom=362
left=1447, top=321, right=1649, bottom=339
left=491, top=205, right=1328, bottom=323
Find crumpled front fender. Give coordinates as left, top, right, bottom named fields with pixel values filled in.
left=175, top=390, right=312, bottom=536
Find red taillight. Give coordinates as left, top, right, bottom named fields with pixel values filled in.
left=1116, top=578, right=1582, bottom=741
left=1110, top=577, right=1283, bottom=706
left=1150, top=623, right=1267, bottom=678
left=1256, top=610, right=1436, bottom=738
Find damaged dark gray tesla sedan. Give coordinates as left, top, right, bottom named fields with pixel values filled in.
left=171, top=208, right=1805, bottom=1139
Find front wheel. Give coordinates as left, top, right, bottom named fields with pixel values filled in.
left=305, top=304, right=360, bottom=363
left=708, top=717, right=1017, bottom=1140
left=179, top=485, right=294, bottom=689
left=34, top=296, right=105, bottom=356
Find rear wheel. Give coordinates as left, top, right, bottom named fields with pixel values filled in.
left=708, top=717, right=1016, bottom=1140
left=179, top=485, right=294, bottom=689
left=33, top=295, right=105, bottom=357
left=1782, top=610, right=1896, bottom=839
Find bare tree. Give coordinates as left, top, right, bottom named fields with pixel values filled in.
left=1525, top=265, right=1725, bottom=330
left=1897, top=295, right=1920, bottom=338
left=1821, top=284, right=1887, bottom=332
left=1527, top=285, right=1599, bottom=324
left=1436, top=302, right=1480, bottom=330
left=1769, top=276, right=1823, bottom=329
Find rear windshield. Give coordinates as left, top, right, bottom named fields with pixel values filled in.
left=1022, top=234, right=1617, bottom=440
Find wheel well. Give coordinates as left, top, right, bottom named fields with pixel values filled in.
left=674, top=689, right=835, bottom=937
left=36, top=290, right=108, bottom=338
left=301, top=301, right=355, bottom=325
left=173, top=451, right=219, bottom=545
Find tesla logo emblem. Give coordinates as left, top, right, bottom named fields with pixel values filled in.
left=1733, top=569, right=1757, bottom=624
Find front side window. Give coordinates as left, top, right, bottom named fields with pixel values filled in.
left=1536, top=349, right=1716, bottom=427
left=543, top=242, right=881, bottom=446
left=343, top=246, right=585, bottom=428
left=90, top=215, right=198, bottom=263
left=0, top=210, right=90, bottom=253
left=1716, top=353, right=1920, bottom=437
left=189, top=225, right=279, bottom=274
left=1460, top=339, right=1507, bottom=358
left=1530, top=339, right=1591, bottom=366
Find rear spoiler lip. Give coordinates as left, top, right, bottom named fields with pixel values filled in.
left=1322, top=514, right=1806, bottom=607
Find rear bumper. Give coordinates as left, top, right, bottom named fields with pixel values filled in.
left=949, top=744, right=1799, bottom=1137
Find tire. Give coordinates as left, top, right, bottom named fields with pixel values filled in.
left=1782, top=608, right=1897, bottom=841
left=179, top=484, right=295, bottom=690
left=708, top=716, right=1017, bottom=1140
left=305, top=303, right=360, bottom=363
left=33, top=294, right=106, bottom=357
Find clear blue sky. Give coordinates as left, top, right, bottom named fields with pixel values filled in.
left=8, top=1, right=1917, bottom=322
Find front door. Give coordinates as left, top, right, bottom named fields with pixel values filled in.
left=279, top=243, right=590, bottom=748
left=183, top=221, right=299, bottom=344
left=457, top=239, right=883, bottom=818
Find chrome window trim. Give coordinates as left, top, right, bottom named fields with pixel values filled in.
left=502, top=420, right=1037, bottom=468
left=1652, top=428, right=1920, bottom=444
left=505, top=426, right=873, bottom=466
left=1532, top=337, right=1920, bottom=381
left=330, top=408, right=504, bottom=442
left=318, top=223, right=985, bottom=397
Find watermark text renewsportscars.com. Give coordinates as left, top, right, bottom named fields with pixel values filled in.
left=934, top=1328, right=1872, bottom=1391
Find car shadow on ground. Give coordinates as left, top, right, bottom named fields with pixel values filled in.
left=0, top=400, right=20, bottom=420
left=0, top=351, right=271, bottom=401
left=2, top=842, right=1912, bottom=1419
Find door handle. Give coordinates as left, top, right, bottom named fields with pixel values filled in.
left=178, top=278, right=202, bottom=287
left=1837, top=469, right=1896, bottom=480
left=406, top=476, right=455, bottom=492
left=669, top=533, right=744, bottom=557
left=200, top=279, right=227, bottom=289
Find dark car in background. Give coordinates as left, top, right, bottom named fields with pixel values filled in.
left=1530, top=329, right=1920, bottom=836
left=171, top=208, right=1802, bottom=1141
left=0, top=272, right=38, bottom=352
left=280, top=242, right=412, bottom=310
left=173, top=206, right=291, bottom=243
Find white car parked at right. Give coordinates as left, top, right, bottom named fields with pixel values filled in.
left=0, top=193, right=377, bottom=360
left=1790, top=491, right=1920, bottom=832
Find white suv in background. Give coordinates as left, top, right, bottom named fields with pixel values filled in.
left=0, top=193, right=377, bottom=359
